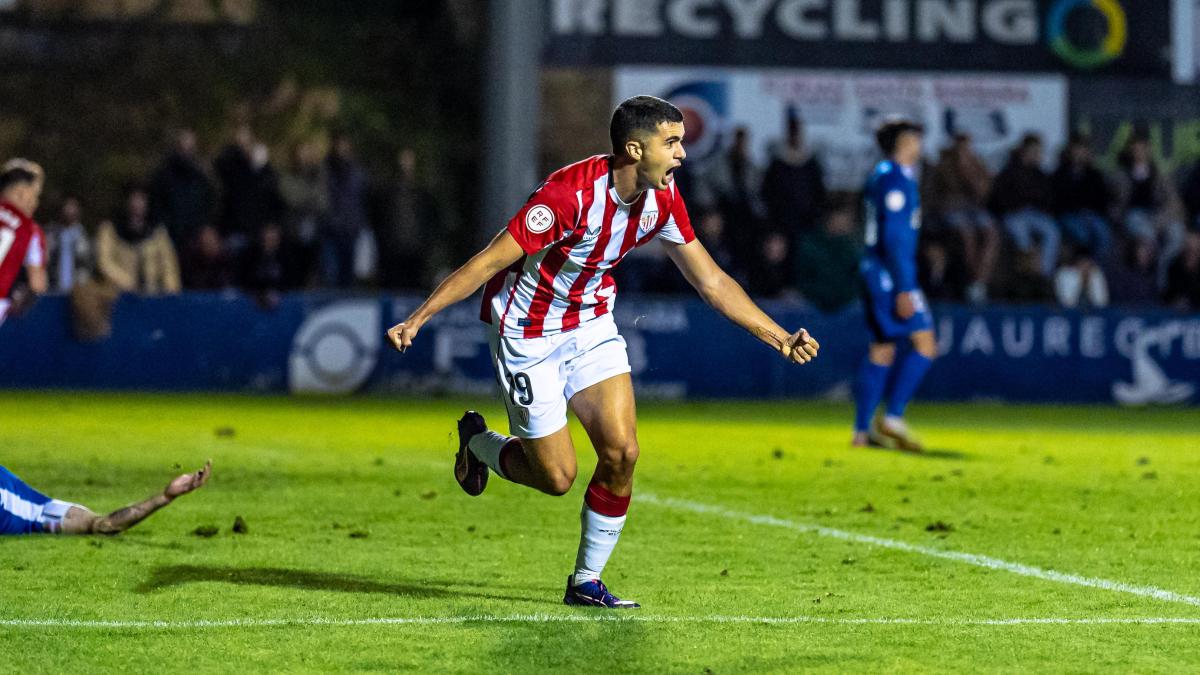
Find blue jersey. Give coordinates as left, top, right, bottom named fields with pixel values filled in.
left=863, top=160, right=921, bottom=292
left=860, top=160, right=931, bottom=342
left=1, top=465, right=55, bottom=534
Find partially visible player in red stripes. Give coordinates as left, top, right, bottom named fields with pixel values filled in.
left=0, top=159, right=48, bottom=329
left=387, top=96, right=820, bottom=609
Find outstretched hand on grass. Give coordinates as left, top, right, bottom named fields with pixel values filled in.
left=165, top=460, right=212, bottom=500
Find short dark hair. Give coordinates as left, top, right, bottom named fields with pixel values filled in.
left=875, top=118, right=924, bottom=156
left=0, top=167, right=38, bottom=193
left=610, top=95, right=683, bottom=154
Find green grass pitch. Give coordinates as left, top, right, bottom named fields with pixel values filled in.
left=2, top=391, right=1199, bottom=673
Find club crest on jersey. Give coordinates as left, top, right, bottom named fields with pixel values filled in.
left=525, top=205, right=555, bottom=234
left=638, top=211, right=658, bottom=233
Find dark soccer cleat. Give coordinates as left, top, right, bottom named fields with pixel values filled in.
left=454, top=411, right=489, bottom=496
left=563, top=575, right=640, bottom=609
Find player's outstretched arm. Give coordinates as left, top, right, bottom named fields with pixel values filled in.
left=61, top=460, right=212, bottom=535
left=387, top=230, right=525, bottom=353
left=664, top=239, right=819, bottom=364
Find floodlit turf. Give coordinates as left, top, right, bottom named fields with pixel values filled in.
left=1, top=391, right=1199, bottom=673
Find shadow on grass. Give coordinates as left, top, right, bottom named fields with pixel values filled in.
left=862, top=446, right=969, bottom=460
left=136, top=565, right=541, bottom=604
left=918, top=448, right=970, bottom=460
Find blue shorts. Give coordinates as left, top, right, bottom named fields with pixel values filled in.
left=0, top=466, right=74, bottom=535
left=860, top=262, right=933, bottom=343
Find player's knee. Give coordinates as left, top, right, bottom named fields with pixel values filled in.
left=869, top=344, right=896, bottom=366
left=912, top=333, right=938, bottom=359
left=544, top=467, right=577, bottom=496
left=599, top=440, right=640, bottom=475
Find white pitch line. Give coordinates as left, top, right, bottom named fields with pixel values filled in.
left=641, top=495, right=1200, bottom=608
left=3, top=616, right=1200, bottom=629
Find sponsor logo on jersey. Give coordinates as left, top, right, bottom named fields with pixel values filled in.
left=885, top=190, right=906, bottom=212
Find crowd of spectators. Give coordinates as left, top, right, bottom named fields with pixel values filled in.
left=657, top=122, right=1200, bottom=313
left=33, top=121, right=1200, bottom=330
left=36, top=126, right=445, bottom=337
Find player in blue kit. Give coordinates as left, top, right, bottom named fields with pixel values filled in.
left=853, top=119, right=936, bottom=452
left=1, top=462, right=211, bottom=535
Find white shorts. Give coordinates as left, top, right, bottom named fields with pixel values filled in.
left=489, top=316, right=631, bottom=439
left=39, top=500, right=77, bottom=534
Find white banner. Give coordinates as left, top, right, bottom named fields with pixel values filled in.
left=614, top=67, right=1068, bottom=190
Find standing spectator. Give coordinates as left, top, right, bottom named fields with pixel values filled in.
left=322, top=131, right=372, bottom=287
left=278, top=140, right=328, bottom=288
left=180, top=224, right=234, bottom=290
left=214, top=125, right=283, bottom=252
left=924, top=133, right=999, bottom=304
left=747, top=231, right=793, bottom=299
left=706, top=126, right=765, bottom=276
left=1163, top=231, right=1200, bottom=310
left=918, top=239, right=969, bottom=303
left=1180, top=159, right=1200, bottom=230
left=238, top=222, right=288, bottom=309
left=149, top=128, right=216, bottom=247
left=792, top=202, right=862, bottom=312
left=1052, top=133, right=1114, bottom=262
left=762, top=111, right=826, bottom=240
left=94, top=185, right=181, bottom=295
left=1107, top=239, right=1160, bottom=307
left=695, top=209, right=738, bottom=278
left=1111, top=134, right=1186, bottom=288
left=43, top=196, right=93, bottom=292
left=378, top=148, right=437, bottom=289
left=989, top=134, right=1060, bottom=279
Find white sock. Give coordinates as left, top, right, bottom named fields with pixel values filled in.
left=572, top=505, right=626, bottom=586
left=467, top=430, right=515, bottom=479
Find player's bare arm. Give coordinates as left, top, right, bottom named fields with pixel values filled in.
left=61, top=460, right=212, bottom=535
left=664, top=238, right=819, bottom=364
left=386, top=230, right=524, bottom=353
left=25, top=265, right=47, bottom=294
left=895, top=291, right=917, bottom=320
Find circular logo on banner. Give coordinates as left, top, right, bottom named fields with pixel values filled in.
left=885, top=190, right=906, bottom=212
left=1046, top=0, right=1127, bottom=70
left=288, top=300, right=381, bottom=394
left=525, top=205, right=554, bottom=233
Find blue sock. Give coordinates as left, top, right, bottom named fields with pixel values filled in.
left=854, top=358, right=891, bottom=432
left=885, top=351, right=934, bottom=418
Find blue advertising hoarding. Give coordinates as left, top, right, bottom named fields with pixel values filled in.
left=1, top=293, right=1197, bottom=406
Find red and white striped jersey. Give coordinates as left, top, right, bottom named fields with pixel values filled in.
left=480, top=155, right=696, bottom=338
left=0, top=200, right=44, bottom=300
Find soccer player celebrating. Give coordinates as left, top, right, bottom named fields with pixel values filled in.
left=853, top=119, right=937, bottom=452
left=0, top=159, right=49, bottom=328
left=0, top=461, right=211, bottom=535
left=387, top=96, right=819, bottom=608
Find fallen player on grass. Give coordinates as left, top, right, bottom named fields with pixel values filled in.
left=0, top=461, right=211, bottom=535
